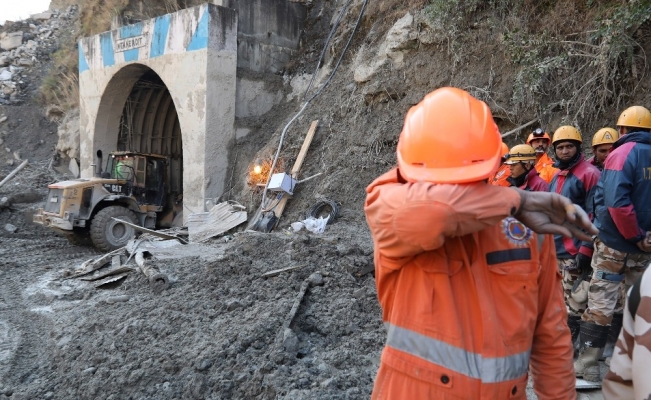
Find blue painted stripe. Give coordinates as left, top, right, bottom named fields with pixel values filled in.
left=78, top=41, right=89, bottom=73
left=150, top=14, right=171, bottom=58
left=385, top=323, right=530, bottom=383
left=187, top=9, right=209, bottom=51
left=120, top=23, right=143, bottom=62
left=100, top=32, right=115, bottom=67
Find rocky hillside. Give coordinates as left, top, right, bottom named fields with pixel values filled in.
left=14, top=0, right=651, bottom=227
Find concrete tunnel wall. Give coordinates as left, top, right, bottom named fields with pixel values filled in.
left=78, top=1, right=306, bottom=218
left=216, top=0, right=306, bottom=73
left=78, top=4, right=238, bottom=216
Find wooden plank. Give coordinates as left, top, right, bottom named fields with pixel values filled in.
left=272, top=120, right=319, bottom=226
left=63, top=248, right=126, bottom=280
left=0, top=159, right=29, bottom=189
left=261, top=264, right=306, bottom=278
left=291, top=120, right=319, bottom=175
left=80, top=266, right=135, bottom=281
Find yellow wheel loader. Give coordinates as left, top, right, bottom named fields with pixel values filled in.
left=34, top=151, right=181, bottom=252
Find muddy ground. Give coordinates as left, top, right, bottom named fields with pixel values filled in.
left=1, top=187, right=383, bottom=399
left=0, top=165, right=605, bottom=400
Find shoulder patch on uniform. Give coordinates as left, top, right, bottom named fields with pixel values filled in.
left=502, top=217, right=533, bottom=247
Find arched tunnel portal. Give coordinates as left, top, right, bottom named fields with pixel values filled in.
left=117, top=69, right=183, bottom=198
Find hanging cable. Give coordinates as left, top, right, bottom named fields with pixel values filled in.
left=302, top=0, right=353, bottom=102
left=260, top=0, right=369, bottom=210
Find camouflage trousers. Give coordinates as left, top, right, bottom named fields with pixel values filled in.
left=581, top=239, right=650, bottom=326
left=557, top=259, right=588, bottom=317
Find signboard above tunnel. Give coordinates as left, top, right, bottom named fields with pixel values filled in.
left=114, top=35, right=146, bottom=53
left=79, top=0, right=306, bottom=74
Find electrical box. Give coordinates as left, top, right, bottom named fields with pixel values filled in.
left=268, top=173, right=297, bottom=195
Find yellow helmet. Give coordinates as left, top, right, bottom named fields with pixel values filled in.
left=616, top=106, right=651, bottom=129
left=504, top=144, right=537, bottom=164
left=552, top=126, right=582, bottom=145
left=591, top=127, right=619, bottom=147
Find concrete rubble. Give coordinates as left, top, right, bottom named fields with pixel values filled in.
left=0, top=6, right=78, bottom=105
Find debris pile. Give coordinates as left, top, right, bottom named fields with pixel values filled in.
left=0, top=220, right=382, bottom=399
left=0, top=6, right=78, bottom=105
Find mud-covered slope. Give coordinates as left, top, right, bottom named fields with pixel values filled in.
left=0, top=217, right=381, bottom=399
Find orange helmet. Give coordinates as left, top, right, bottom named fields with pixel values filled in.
left=526, top=128, right=551, bottom=144
left=396, top=87, right=501, bottom=183
left=501, top=142, right=509, bottom=158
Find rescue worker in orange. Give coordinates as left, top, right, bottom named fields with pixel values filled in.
left=364, top=87, right=597, bottom=399
left=505, top=144, right=549, bottom=191
left=489, top=142, right=511, bottom=187
left=587, top=127, right=619, bottom=171
left=527, top=128, right=559, bottom=183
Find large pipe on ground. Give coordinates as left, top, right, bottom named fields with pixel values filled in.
left=135, top=251, right=170, bottom=293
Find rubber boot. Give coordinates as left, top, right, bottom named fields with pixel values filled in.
left=575, top=321, right=609, bottom=382
left=567, top=315, right=581, bottom=358
left=601, top=313, right=623, bottom=361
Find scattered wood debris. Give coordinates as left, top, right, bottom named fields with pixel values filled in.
left=261, top=264, right=306, bottom=278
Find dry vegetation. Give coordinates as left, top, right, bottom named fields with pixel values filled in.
left=422, top=0, right=651, bottom=134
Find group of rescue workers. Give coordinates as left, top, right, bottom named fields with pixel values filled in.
left=364, top=87, right=651, bottom=399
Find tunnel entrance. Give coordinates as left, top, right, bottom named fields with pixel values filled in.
left=117, top=70, right=183, bottom=206
left=80, top=4, right=241, bottom=215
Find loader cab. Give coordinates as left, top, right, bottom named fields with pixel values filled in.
left=104, top=152, right=166, bottom=209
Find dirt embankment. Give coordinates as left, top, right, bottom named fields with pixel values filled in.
left=0, top=213, right=380, bottom=399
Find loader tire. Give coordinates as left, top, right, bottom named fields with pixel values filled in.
left=90, top=206, right=138, bottom=252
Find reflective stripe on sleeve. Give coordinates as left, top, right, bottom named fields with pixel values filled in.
left=385, top=323, right=530, bottom=383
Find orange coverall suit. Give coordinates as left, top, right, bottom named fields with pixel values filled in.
left=490, top=163, right=511, bottom=187
left=535, top=153, right=559, bottom=184
left=364, top=168, right=575, bottom=400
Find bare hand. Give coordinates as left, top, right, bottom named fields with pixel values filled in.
left=513, top=190, right=598, bottom=242
left=636, top=232, right=651, bottom=252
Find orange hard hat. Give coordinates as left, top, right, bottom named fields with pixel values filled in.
left=396, top=87, right=501, bottom=183
left=526, top=128, right=551, bottom=144
left=501, top=142, right=509, bottom=158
